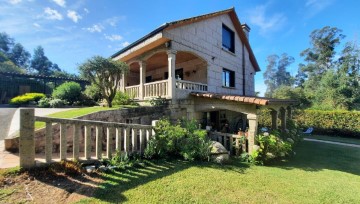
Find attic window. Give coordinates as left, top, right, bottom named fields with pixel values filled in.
left=222, top=24, right=235, bottom=53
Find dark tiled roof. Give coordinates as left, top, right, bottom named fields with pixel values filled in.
left=190, top=92, right=297, bottom=106
left=0, top=71, right=88, bottom=82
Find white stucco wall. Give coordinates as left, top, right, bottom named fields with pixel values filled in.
left=163, top=14, right=256, bottom=96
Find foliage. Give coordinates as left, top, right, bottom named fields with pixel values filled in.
left=78, top=56, right=128, bottom=107
left=103, top=151, right=143, bottom=169
left=112, top=91, right=138, bottom=106
left=294, top=109, right=360, bottom=137
left=38, top=97, right=51, bottom=108
left=144, top=119, right=211, bottom=161
left=8, top=43, right=31, bottom=68
left=49, top=98, right=67, bottom=108
left=0, top=60, right=24, bottom=73
left=49, top=160, right=83, bottom=176
left=272, top=85, right=310, bottom=109
left=83, top=84, right=102, bottom=102
left=263, top=53, right=295, bottom=97
left=149, top=97, right=168, bottom=106
left=9, top=93, right=45, bottom=105
left=30, top=46, right=54, bottom=75
left=52, top=81, right=82, bottom=105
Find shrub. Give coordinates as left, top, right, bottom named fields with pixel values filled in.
left=38, top=97, right=51, bottom=108
left=149, top=97, right=168, bottom=106
left=294, top=109, right=360, bottom=137
left=144, top=119, right=211, bottom=161
left=112, top=91, right=138, bottom=106
left=49, top=98, right=66, bottom=108
left=9, top=93, right=45, bottom=105
left=83, top=84, right=102, bottom=102
left=52, top=82, right=82, bottom=105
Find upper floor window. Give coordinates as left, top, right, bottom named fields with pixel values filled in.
left=222, top=24, right=235, bottom=53
left=222, top=68, right=235, bottom=87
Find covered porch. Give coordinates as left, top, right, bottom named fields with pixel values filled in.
left=187, top=92, right=297, bottom=153
left=120, top=49, right=208, bottom=100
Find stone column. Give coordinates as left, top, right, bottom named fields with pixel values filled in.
left=271, top=109, right=278, bottom=130
left=287, top=106, right=292, bottom=119
left=121, top=74, right=126, bottom=92
left=167, top=50, right=177, bottom=101
left=247, top=113, right=258, bottom=154
left=19, top=108, right=35, bottom=168
left=139, top=61, right=146, bottom=100
left=280, top=108, right=287, bottom=131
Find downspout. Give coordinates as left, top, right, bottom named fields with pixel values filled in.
left=242, top=43, right=246, bottom=96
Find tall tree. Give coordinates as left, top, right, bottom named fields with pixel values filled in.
left=78, top=56, right=128, bottom=107
left=30, top=46, right=53, bottom=75
left=264, top=53, right=294, bottom=97
left=0, top=32, right=14, bottom=54
left=9, top=43, right=31, bottom=69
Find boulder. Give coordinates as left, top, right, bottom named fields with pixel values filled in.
left=210, top=141, right=229, bottom=164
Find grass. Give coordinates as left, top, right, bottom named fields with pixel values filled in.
left=305, top=134, right=360, bottom=145
left=77, top=141, right=360, bottom=203
left=34, top=106, right=128, bottom=129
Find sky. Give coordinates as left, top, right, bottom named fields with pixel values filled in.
left=1, top=0, right=360, bottom=96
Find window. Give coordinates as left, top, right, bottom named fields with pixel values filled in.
left=222, top=68, right=235, bottom=87
left=222, top=24, right=235, bottom=53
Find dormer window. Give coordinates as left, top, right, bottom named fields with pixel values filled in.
left=222, top=24, right=235, bottom=53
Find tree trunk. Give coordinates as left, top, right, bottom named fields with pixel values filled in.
left=105, top=97, right=112, bottom=108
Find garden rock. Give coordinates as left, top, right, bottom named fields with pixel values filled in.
left=84, top=165, right=96, bottom=173
left=210, top=141, right=229, bottom=164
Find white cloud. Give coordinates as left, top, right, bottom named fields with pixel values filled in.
left=305, top=0, right=334, bottom=18
left=84, top=8, right=89, bottom=14
left=105, top=16, right=126, bottom=27
left=52, top=0, right=66, bottom=7
left=8, top=0, right=22, bottom=4
left=84, top=24, right=103, bottom=33
left=248, top=5, right=286, bottom=35
left=43, top=7, right=63, bottom=20
left=67, top=10, right=81, bottom=23
left=104, top=34, right=123, bottom=41
left=33, top=23, right=41, bottom=28
left=121, top=41, right=130, bottom=47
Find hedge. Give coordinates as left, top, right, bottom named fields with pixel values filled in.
left=294, top=110, right=360, bottom=138
left=9, top=93, right=46, bottom=105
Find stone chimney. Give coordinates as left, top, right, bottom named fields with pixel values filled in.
left=241, top=23, right=251, bottom=39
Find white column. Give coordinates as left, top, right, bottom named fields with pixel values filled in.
left=121, top=74, right=126, bottom=92
left=167, top=50, right=177, bottom=101
left=247, top=113, right=258, bottom=154
left=139, top=61, right=146, bottom=100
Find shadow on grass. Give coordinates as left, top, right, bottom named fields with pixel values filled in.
left=270, top=141, right=360, bottom=176
left=82, top=159, right=250, bottom=203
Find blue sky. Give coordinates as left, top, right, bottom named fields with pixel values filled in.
left=1, top=0, right=359, bottom=95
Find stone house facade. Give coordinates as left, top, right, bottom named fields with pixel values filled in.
left=111, top=8, right=295, bottom=153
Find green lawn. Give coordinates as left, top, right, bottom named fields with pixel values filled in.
left=78, top=141, right=360, bottom=203
left=305, top=134, right=360, bottom=145
left=34, top=106, right=129, bottom=129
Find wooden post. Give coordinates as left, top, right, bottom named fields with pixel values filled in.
left=60, top=123, right=67, bottom=160
left=96, top=126, right=103, bottom=159
left=19, top=108, right=35, bottom=168
left=45, top=122, right=53, bottom=163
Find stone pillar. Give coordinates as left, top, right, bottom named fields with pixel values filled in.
left=280, top=108, right=287, bottom=131
left=139, top=61, right=146, bottom=100
left=167, top=50, right=177, bottom=101
left=287, top=106, right=292, bottom=119
left=271, top=110, right=278, bottom=130
left=247, top=113, right=258, bottom=154
left=121, top=74, right=126, bottom=92
left=19, top=108, right=35, bottom=168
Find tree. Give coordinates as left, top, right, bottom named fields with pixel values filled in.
left=0, top=32, right=14, bottom=54
left=0, top=52, right=24, bottom=73
left=8, top=43, right=31, bottom=69
left=30, top=46, right=53, bottom=75
left=264, top=53, right=295, bottom=97
left=78, top=56, right=128, bottom=107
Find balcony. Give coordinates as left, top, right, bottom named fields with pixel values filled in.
left=125, top=79, right=207, bottom=100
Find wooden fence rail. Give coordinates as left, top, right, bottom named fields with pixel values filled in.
left=19, top=108, right=154, bottom=168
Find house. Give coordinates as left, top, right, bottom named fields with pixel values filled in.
left=111, top=8, right=296, bottom=153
